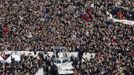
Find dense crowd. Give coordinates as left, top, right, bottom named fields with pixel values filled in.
left=81, top=52, right=134, bottom=75
left=0, top=52, right=61, bottom=75
left=0, top=0, right=134, bottom=51
left=0, top=0, right=134, bottom=75
left=0, top=53, right=41, bottom=75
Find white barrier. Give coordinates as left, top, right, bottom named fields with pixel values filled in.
left=107, top=11, right=134, bottom=26
left=1, top=51, right=79, bottom=58
left=0, top=51, right=96, bottom=63
left=6, top=54, right=21, bottom=63
left=112, top=18, right=134, bottom=25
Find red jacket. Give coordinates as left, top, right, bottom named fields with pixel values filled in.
left=3, top=25, right=9, bottom=35
left=80, top=14, right=92, bottom=22
left=117, top=12, right=124, bottom=19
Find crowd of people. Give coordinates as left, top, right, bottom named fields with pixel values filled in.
left=0, top=53, right=42, bottom=75
left=0, top=0, right=134, bottom=75
left=0, top=52, right=64, bottom=75
left=81, top=52, right=134, bottom=75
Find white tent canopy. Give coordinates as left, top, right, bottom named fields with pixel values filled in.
left=6, top=54, right=21, bottom=63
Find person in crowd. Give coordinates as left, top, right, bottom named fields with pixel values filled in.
left=0, top=0, right=133, bottom=75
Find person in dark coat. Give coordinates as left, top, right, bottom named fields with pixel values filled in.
left=78, top=48, right=84, bottom=69
left=49, top=62, right=58, bottom=75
